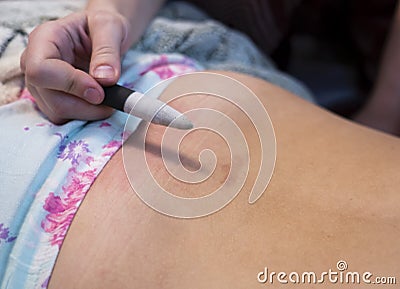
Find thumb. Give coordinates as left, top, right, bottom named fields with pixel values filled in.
left=88, top=12, right=128, bottom=86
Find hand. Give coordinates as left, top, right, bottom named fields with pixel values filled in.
left=20, top=10, right=131, bottom=124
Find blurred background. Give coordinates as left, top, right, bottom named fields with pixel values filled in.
left=186, top=0, right=398, bottom=118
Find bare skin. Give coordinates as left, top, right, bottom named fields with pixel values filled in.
left=47, top=71, right=400, bottom=289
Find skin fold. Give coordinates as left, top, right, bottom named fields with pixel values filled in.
left=49, top=71, right=400, bottom=289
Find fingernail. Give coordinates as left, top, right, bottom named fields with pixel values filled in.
left=93, top=65, right=115, bottom=79
left=84, top=88, right=102, bottom=104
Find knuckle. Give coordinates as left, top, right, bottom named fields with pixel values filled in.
left=93, top=45, right=117, bottom=57
left=24, top=62, right=44, bottom=84
left=24, top=22, right=64, bottom=84
left=28, top=21, right=59, bottom=42
left=64, top=72, right=77, bottom=94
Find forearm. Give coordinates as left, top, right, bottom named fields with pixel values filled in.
left=85, top=0, right=166, bottom=45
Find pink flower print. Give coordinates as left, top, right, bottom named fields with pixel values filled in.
left=43, top=193, right=66, bottom=214
left=36, top=122, right=52, bottom=127
left=103, top=140, right=121, bottom=149
left=58, top=140, right=90, bottom=166
left=41, top=167, right=98, bottom=248
left=152, top=65, right=175, bottom=80
left=19, top=88, right=35, bottom=102
left=64, top=168, right=96, bottom=199
left=171, top=63, right=197, bottom=75
left=139, top=54, right=170, bottom=76
left=85, top=155, right=95, bottom=166
left=151, top=60, right=197, bottom=80
left=101, top=140, right=122, bottom=157
left=137, top=54, right=199, bottom=80
left=100, top=121, right=112, bottom=128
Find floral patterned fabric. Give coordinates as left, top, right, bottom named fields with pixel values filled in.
left=0, top=52, right=201, bottom=288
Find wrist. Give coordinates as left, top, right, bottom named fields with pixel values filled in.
left=85, top=0, right=165, bottom=44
